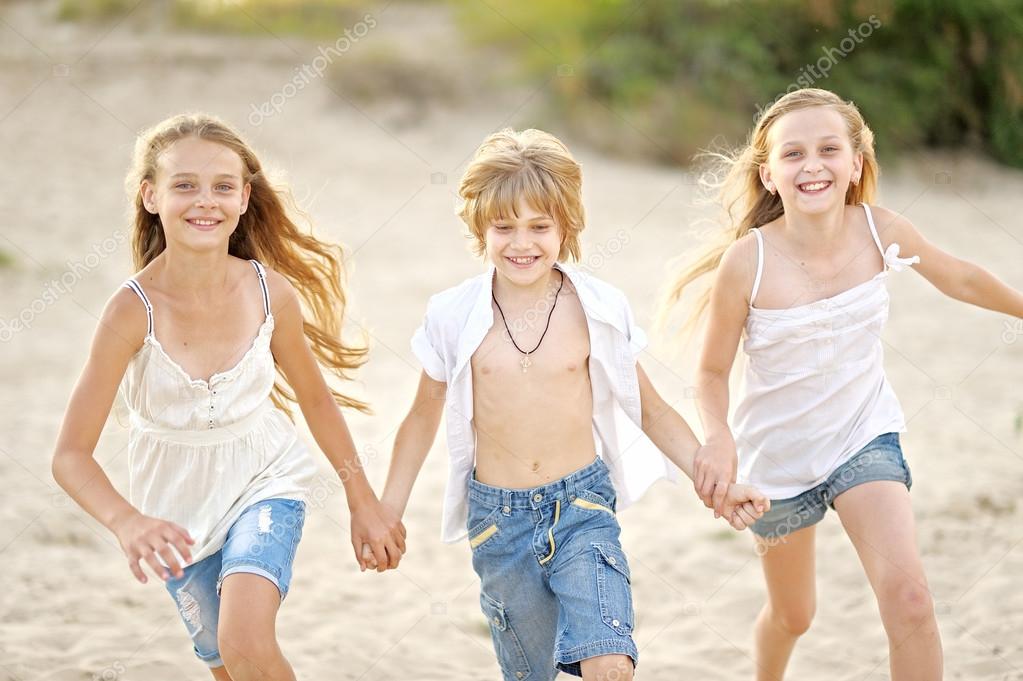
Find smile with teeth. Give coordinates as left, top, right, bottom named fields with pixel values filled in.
left=187, top=218, right=220, bottom=226
left=798, top=181, right=832, bottom=192
left=507, top=256, right=539, bottom=265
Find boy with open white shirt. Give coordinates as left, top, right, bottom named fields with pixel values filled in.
left=379, top=129, right=768, bottom=681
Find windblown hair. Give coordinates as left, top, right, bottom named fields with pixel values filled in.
left=126, top=113, right=368, bottom=415
left=660, top=88, right=878, bottom=332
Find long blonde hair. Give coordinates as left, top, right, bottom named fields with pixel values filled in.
left=126, top=113, right=368, bottom=415
left=660, top=88, right=879, bottom=332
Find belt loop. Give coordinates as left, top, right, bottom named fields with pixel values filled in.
left=565, top=470, right=577, bottom=501
left=502, top=490, right=513, bottom=515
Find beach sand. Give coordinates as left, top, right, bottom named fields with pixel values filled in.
left=2, top=2, right=1022, bottom=679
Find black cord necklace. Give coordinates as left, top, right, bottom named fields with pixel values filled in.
left=492, top=270, right=565, bottom=373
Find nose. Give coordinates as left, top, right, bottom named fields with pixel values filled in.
left=511, top=229, right=532, bottom=249
left=803, top=156, right=823, bottom=173
left=194, top=187, right=218, bottom=208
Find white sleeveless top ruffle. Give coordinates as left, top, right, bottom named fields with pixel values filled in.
left=733, top=204, right=919, bottom=499
left=119, top=260, right=318, bottom=564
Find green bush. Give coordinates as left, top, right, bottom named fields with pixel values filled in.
left=455, top=0, right=1023, bottom=167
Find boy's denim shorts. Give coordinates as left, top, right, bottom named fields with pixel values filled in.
left=163, top=497, right=305, bottom=668
left=751, top=432, right=912, bottom=541
left=467, top=457, right=638, bottom=680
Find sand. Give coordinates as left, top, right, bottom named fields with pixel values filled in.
left=2, top=2, right=1022, bottom=679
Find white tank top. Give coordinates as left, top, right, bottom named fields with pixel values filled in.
left=119, top=260, right=318, bottom=564
left=732, top=204, right=919, bottom=499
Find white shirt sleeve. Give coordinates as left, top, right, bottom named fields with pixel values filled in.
left=410, top=301, right=447, bottom=382
left=623, top=294, right=648, bottom=357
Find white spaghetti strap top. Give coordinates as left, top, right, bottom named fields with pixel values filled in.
left=118, top=259, right=317, bottom=564
left=733, top=204, right=919, bottom=499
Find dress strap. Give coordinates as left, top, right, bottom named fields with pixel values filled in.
left=862, top=204, right=886, bottom=265
left=122, top=279, right=154, bottom=336
left=749, top=227, right=765, bottom=307
left=249, top=259, right=271, bottom=317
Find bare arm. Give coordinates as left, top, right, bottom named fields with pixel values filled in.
left=52, top=289, right=194, bottom=582
left=267, top=271, right=404, bottom=571
left=636, top=363, right=700, bottom=478
left=694, top=236, right=756, bottom=509
left=876, top=206, right=1023, bottom=316
left=380, top=371, right=446, bottom=517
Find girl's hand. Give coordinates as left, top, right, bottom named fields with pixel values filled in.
left=350, top=499, right=406, bottom=573
left=111, top=510, right=194, bottom=583
left=693, top=436, right=738, bottom=514
left=719, top=484, right=771, bottom=531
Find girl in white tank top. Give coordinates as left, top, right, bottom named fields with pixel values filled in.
left=661, top=89, right=1023, bottom=680
left=52, top=114, right=407, bottom=678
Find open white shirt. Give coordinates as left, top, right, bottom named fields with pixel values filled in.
left=411, top=261, right=677, bottom=542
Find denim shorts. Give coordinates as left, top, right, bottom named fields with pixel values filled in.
left=750, top=432, right=911, bottom=541
left=163, top=497, right=305, bottom=668
left=467, top=457, right=638, bottom=680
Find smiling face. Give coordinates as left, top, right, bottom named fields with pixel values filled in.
left=760, top=105, right=863, bottom=215
left=140, top=136, right=250, bottom=254
left=485, top=196, right=562, bottom=288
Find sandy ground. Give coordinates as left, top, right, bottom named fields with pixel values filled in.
left=2, top=2, right=1023, bottom=679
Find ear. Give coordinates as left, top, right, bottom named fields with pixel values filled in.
left=240, top=182, right=252, bottom=215
left=851, top=151, right=864, bottom=184
left=140, top=180, right=158, bottom=214
left=758, top=163, right=775, bottom=194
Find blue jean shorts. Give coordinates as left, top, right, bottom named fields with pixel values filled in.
left=467, top=457, right=638, bottom=680
left=751, top=432, right=912, bottom=540
left=163, top=497, right=305, bottom=668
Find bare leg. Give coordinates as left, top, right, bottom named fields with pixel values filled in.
left=217, top=573, right=296, bottom=681
left=210, top=666, right=233, bottom=680
left=834, top=481, right=942, bottom=680
left=753, top=525, right=817, bottom=681
left=580, top=654, right=634, bottom=681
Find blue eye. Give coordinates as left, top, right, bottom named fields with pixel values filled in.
left=175, top=183, right=193, bottom=190
left=784, top=151, right=801, bottom=158
left=822, top=146, right=838, bottom=153
left=216, top=184, right=234, bottom=191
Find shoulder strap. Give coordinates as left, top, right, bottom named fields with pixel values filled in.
left=862, top=203, right=886, bottom=261
left=749, top=228, right=765, bottom=306
left=249, top=260, right=271, bottom=317
left=122, top=279, right=154, bottom=336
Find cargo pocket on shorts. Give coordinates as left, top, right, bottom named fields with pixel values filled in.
left=593, top=542, right=634, bottom=636
left=480, top=591, right=531, bottom=680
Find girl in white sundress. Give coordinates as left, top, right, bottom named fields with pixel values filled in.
left=660, top=88, right=1023, bottom=680
left=52, top=113, right=406, bottom=680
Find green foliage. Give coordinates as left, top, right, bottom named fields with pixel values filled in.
left=455, top=0, right=1023, bottom=167
left=57, top=0, right=373, bottom=39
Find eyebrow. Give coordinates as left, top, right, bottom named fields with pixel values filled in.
left=779, top=135, right=843, bottom=148
left=169, top=172, right=241, bottom=180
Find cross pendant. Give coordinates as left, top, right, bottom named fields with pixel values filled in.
left=520, top=354, right=532, bottom=372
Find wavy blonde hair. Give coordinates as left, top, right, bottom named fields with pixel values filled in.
left=457, top=128, right=585, bottom=262
left=126, top=113, right=368, bottom=415
left=660, top=88, right=879, bottom=332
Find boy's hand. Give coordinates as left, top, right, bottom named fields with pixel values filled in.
left=111, top=510, right=194, bottom=583
left=693, top=437, right=738, bottom=513
left=718, top=484, right=770, bottom=531
left=350, top=499, right=406, bottom=572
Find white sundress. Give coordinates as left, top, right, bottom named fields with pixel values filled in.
left=120, top=259, right=318, bottom=564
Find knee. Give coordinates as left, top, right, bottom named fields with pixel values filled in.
left=880, top=579, right=935, bottom=629
left=765, top=601, right=815, bottom=637
left=582, top=654, right=634, bottom=681
left=217, top=624, right=279, bottom=678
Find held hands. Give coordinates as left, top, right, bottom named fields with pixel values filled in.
left=693, top=437, right=738, bottom=512
left=717, top=483, right=771, bottom=531
left=111, top=510, right=195, bottom=583
left=351, top=497, right=406, bottom=573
